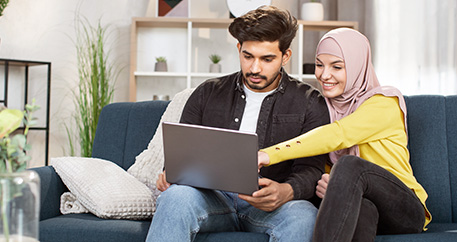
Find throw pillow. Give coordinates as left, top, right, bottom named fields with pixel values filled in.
left=60, top=192, right=89, bottom=214
left=127, top=88, right=195, bottom=203
left=51, top=156, right=154, bottom=219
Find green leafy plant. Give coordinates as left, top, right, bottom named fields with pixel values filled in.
left=0, top=100, right=39, bottom=241
left=0, top=0, right=9, bottom=17
left=155, top=56, right=167, bottom=63
left=209, top=54, right=221, bottom=64
left=0, top=101, right=39, bottom=173
left=67, top=17, right=118, bottom=157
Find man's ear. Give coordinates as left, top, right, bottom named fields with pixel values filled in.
left=281, top=48, right=292, bottom=66
left=237, top=42, right=242, bottom=52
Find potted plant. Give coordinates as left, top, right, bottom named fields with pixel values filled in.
left=66, top=17, right=118, bottom=158
left=0, top=0, right=9, bottom=17
left=301, top=0, right=324, bottom=21
left=154, top=56, right=168, bottom=72
left=0, top=0, right=10, bottom=45
left=0, top=101, right=40, bottom=242
left=209, top=54, right=221, bottom=73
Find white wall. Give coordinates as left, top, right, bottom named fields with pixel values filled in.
left=0, top=0, right=300, bottom=167
left=0, top=0, right=150, bottom=167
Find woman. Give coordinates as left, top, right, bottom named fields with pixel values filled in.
left=258, top=28, right=431, bottom=241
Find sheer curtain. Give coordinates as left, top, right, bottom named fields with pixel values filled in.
left=331, top=0, right=457, bottom=95
left=372, top=0, right=457, bottom=95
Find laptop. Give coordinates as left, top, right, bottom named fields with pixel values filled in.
left=162, top=122, right=259, bottom=195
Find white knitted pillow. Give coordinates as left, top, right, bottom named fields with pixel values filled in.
left=51, top=157, right=154, bottom=219
left=127, top=88, right=195, bottom=202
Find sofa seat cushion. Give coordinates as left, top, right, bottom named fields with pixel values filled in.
left=375, top=223, right=457, bottom=242
left=39, top=214, right=151, bottom=242
left=425, top=223, right=457, bottom=232
left=40, top=214, right=269, bottom=242
left=195, top=232, right=269, bottom=242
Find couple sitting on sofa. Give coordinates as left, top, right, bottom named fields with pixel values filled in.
left=147, top=6, right=430, bottom=242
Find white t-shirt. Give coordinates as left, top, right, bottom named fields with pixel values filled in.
left=239, top=84, right=275, bottom=133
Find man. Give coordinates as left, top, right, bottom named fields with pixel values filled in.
left=147, top=6, right=329, bottom=242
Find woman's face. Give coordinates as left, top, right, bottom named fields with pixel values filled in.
left=315, top=54, right=347, bottom=98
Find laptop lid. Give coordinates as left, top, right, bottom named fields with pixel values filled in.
left=162, top=122, right=259, bottom=195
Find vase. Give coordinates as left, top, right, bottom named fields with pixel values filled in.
left=154, top=62, right=168, bottom=72
left=0, top=171, right=40, bottom=242
left=301, top=2, right=324, bottom=21
left=209, top=63, right=221, bottom=73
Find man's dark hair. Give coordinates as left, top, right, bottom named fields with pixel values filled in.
left=228, top=5, right=298, bottom=54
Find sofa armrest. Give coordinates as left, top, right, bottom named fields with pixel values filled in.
left=30, top=166, right=69, bottom=221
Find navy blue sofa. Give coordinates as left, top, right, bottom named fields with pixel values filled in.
left=33, top=95, right=457, bottom=241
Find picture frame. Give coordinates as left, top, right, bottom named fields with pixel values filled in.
left=157, top=0, right=190, bottom=17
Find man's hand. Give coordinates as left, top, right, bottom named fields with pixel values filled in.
left=238, top=178, right=294, bottom=212
left=316, top=173, right=329, bottom=199
left=258, top=151, right=270, bottom=171
left=156, top=171, right=171, bottom=192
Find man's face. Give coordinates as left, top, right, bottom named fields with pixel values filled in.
left=237, top=40, right=291, bottom=93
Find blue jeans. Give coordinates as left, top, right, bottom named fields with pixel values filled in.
left=313, top=155, right=425, bottom=242
left=146, top=185, right=318, bottom=242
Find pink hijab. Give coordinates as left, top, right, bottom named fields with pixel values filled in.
left=316, top=28, right=408, bottom=163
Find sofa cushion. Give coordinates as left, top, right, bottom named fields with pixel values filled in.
left=445, top=96, right=457, bottom=222
left=32, top=165, right=69, bottom=221
left=39, top=214, right=269, bottom=242
left=127, top=88, right=194, bottom=192
left=92, top=101, right=169, bottom=170
left=39, top=213, right=151, bottom=242
left=375, top=222, right=457, bottom=242
left=404, top=95, right=451, bottom=223
left=195, top=232, right=269, bottom=242
left=51, top=157, right=154, bottom=219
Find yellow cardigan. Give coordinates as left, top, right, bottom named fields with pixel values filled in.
left=261, top=95, right=431, bottom=229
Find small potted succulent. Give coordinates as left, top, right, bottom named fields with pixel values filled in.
left=209, top=54, right=221, bottom=73
left=154, top=56, right=168, bottom=72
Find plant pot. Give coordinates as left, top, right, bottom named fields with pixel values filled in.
left=154, top=62, right=168, bottom=72
left=152, top=94, right=170, bottom=101
left=209, top=63, right=221, bottom=73
left=0, top=171, right=40, bottom=242
left=301, top=2, right=324, bottom=21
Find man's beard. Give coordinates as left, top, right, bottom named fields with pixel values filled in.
left=243, top=70, right=281, bottom=91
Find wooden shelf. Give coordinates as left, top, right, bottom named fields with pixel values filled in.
left=129, top=17, right=358, bottom=101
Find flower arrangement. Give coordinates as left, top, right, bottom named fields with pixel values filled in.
left=0, top=101, right=39, bottom=173
left=0, top=100, right=39, bottom=241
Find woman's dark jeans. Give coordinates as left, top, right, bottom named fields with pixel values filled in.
left=313, top=155, right=425, bottom=242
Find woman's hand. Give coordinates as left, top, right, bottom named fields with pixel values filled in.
left=258, top=151, right=270, bottom=171
left=156, top=171, right=171, bottom=192
left=316, top=173, right=330, bottom=199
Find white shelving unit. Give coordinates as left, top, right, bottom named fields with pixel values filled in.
left=129, top=17, right=358, bottom=101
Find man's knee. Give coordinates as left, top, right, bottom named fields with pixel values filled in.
left=157, top=185, right=200, bottom=208
left=281, top=200, right=318, bottom=225
left=270, top=200, right=317, bottom=240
